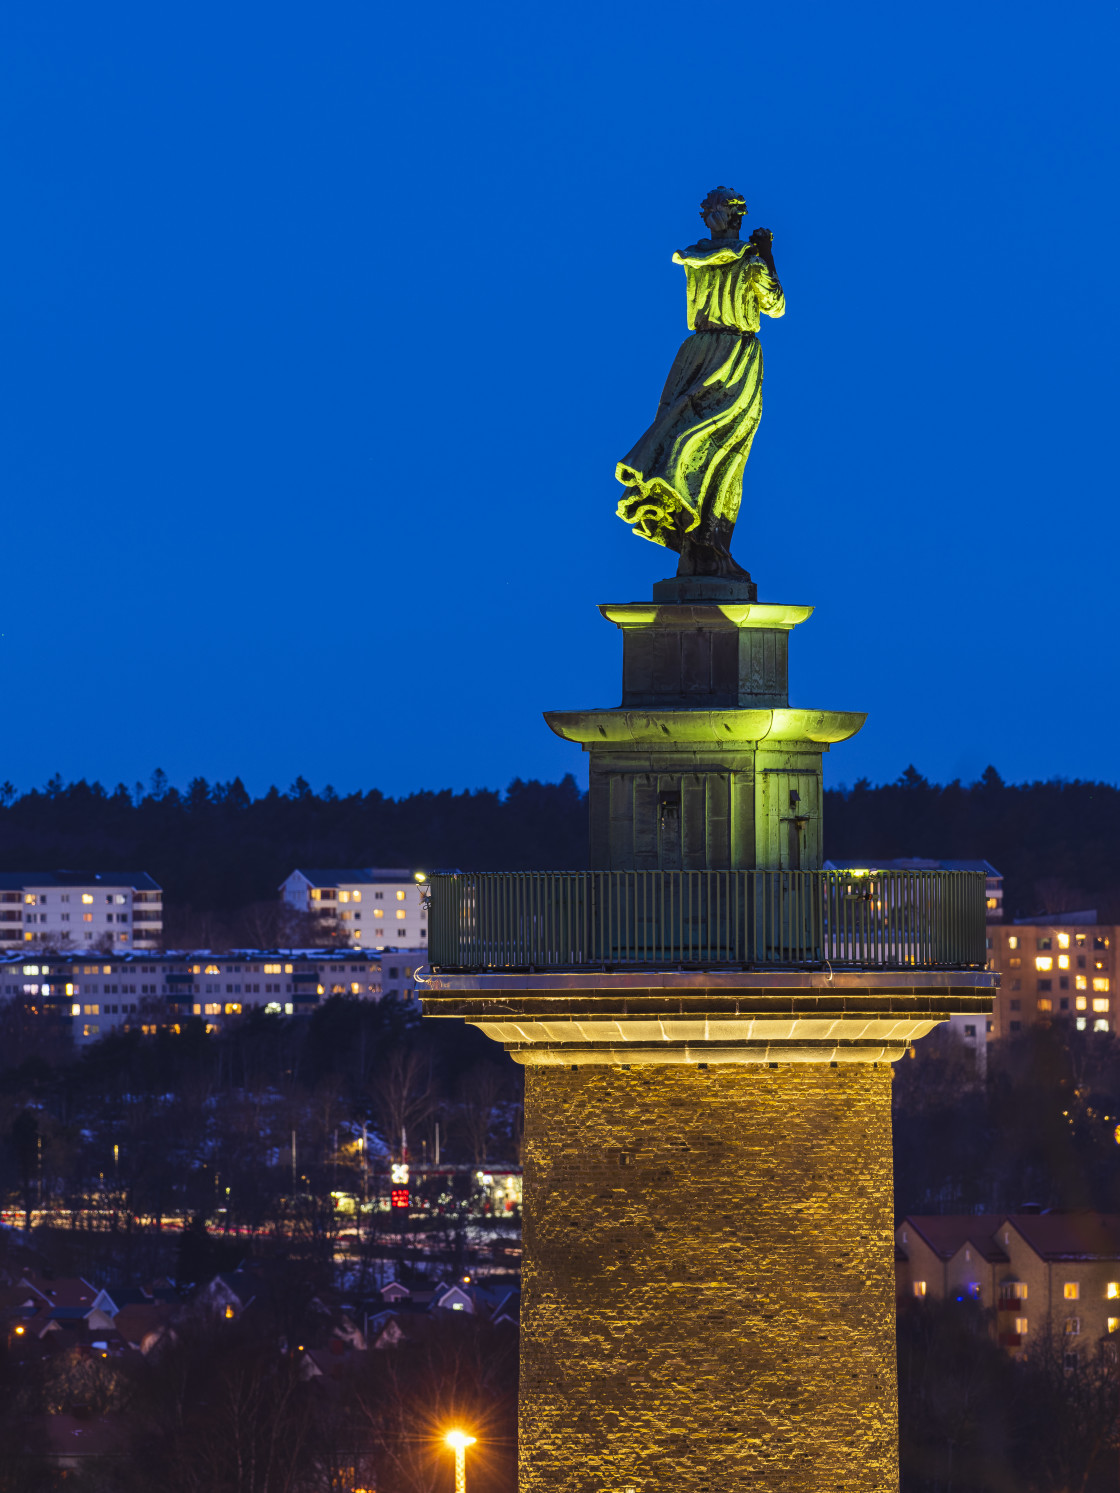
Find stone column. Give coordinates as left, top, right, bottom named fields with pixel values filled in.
left=520, top=1062, right=898, bottom=1492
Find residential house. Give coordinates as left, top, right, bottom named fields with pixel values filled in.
left=281, top=868, right=428, bottom=950
left=897, top=1213, right=1120, bottom=1358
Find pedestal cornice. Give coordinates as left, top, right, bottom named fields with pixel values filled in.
left=422, top=968, right=997, bottom=1065
left=544, top=706, right=867, bottom=745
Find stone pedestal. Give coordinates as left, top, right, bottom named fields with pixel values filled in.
left=544, top=597, right=863, bottom=873
left=520, top=1063, right=898, bottom=1493
left=423, top=576, right=996, bottom=1492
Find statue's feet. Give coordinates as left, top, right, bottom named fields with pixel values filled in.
left=676, top=534, right=752, bottom=580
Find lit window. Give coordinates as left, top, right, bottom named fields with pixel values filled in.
left=81, top=894, right=94, bottom=904
left=284, top=964, right=293, bottom=974
left=1035, top=956, right=1053, bottom=971
left=65, top=983, right=75, bottom=996
left=265, top=1002, right=281, bottom=1014
left=1008, top=936, right=1019, bottom=950
left=396, top=890, right=406, bottom=901
left=1094, top=978, right=1110, bottom=993
left=1110, top=1318, right=1120, bottom=1334
left=264, top=963, right=281, bottom=974
left=1076, top=977, right=1088, bottom=991
left=1038, top=998, right=1053, bottom=1012
left=338, top=891, right=351, bottom=904
left=352, top=891, right=362, bottom=903
left=396, top=910, right=406, bottom=920
left=1110, top=1283, right=1120, bottom=1300
left=23, top=894, right=35, bottom=905
left=205, top=964, right=220, bottom=975
left=1064, top=1282, right=1080, bottom=1300
left=225, top=1003, right=241, bottom=1015
left=284, top=1002, right=294, bottom=1014
left=913, top=1281, right=926, bottom=1297
left=193, top=1004, right=201, bottom=1015
left=83, top=1024, right=99, bottom=1037
left=23, top=965, right=39, bottom=976
left=71, top=1002, right=80, bottom=1016
left=374, top=909, right=384, bottom=919
left=1058, top=933, right=1070, bottom=949
left=83, top=1004, right=98, bottom=1016
left=1015, top=1317, right=1028, bottom=1335
left=224, top=1305, right=235, bottom=1320
left=1096, top=1019, right=1110, bottom=1032
left=204, top=1003, right=221, bottom=1016
left=1077, top=1017, right=1087, bottom=1030
left=350, top=983, right=361, bottom=994
left=311, top=889, right=321, bottom=901
left=1093, top=998, right=1110, bottom=1013
left=1058, top=955, right=1069, bottom=970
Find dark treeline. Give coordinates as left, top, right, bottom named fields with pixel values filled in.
left=0, top=763, right=1115, bottom=932
left=828, top=766, right=1120, bottom=919
left=0, top=773, right=588, bottom=944
left=894, top=1024, right=1120, bottom=1216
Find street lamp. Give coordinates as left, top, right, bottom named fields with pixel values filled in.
left=444, top=1430, right=476, bottom=1493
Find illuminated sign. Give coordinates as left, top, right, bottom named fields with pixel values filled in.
left=391, top=1162, right=409, bottom=1184
left=390, top=1188, right=410, bottom=1210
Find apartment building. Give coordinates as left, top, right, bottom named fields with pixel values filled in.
left=1, top=948, right=385, bottom=1044
left=897, top=1213, right=1120, bottom=1359
left=0, top=873, right=163, bottom=950
left=280, top=868, right=428, bottom=949
left=986, top=917, right=1114, bottom=1038
left=823, top=858, right=1004, bottom=921
left=380, top=953, right=428, bottom=1003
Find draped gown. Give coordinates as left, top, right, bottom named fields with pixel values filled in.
left=616, top=239, right=785, bottom=552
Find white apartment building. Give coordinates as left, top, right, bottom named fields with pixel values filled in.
left=0, top=872, right=163, bottom=950
left=280, top=868, right=428, bottom=949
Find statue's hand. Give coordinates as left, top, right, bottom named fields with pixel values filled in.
left=749, top=227, right=774, bottom=255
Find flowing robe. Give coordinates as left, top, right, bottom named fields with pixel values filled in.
left=616, top=240, right=785, bottom=550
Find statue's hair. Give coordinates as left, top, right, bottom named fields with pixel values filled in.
left=700, top=186, right=747, bottom=223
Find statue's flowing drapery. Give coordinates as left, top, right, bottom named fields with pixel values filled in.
left=616, top=240, right=785, bottom=551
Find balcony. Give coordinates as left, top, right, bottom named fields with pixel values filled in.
left=429, top=869, right=987, bottom=973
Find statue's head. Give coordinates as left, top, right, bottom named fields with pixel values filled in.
left=700, top=186, right=746, bottom=240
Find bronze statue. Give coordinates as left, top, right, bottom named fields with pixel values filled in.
left=616, top=187, right=784, bottom=579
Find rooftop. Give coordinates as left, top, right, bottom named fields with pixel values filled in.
left=0, top=871, right=161, bottom=891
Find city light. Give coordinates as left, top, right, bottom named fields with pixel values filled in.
left=445, top=1430, right=476, bottom=1493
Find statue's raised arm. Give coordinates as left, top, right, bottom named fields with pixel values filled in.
left=615, top=186, right=784, bottom=583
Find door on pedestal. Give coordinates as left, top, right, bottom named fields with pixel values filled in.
left=756, top=770, right=823, bottom=961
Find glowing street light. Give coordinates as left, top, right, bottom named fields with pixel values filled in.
left=444, top=1430, right=476, bottom=1493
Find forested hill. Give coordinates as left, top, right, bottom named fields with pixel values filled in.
left=0, top=766, right=1115, bottom=928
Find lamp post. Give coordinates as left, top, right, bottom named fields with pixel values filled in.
left=444, top=1430, right=476, bottom=1493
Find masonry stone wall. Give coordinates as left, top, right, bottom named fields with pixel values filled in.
left=520, top=1062, right=899, bottom=1492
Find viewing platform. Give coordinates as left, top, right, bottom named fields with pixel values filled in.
left=425, top=867, right=992, bottom=1065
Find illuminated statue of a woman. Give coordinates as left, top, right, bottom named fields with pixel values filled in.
left=616, top=187, right=785, bottom=579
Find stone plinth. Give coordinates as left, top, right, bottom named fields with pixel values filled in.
left=424, top=575, right=996, bottom=1492
left=544, top=599, right=864, bottom=872
left=519, top=1062, right=898, bottom=1492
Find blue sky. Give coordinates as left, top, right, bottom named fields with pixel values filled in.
left=2, top=0, right=1116, bottom=797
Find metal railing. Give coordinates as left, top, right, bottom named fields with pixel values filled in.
left=428, top=869, right=987, bottom=971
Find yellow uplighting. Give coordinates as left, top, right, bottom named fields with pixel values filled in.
left=445, top=1431, right=477, bottom=1451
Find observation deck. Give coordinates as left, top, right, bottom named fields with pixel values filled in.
left=425, top=867, right=992, bottom=1065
